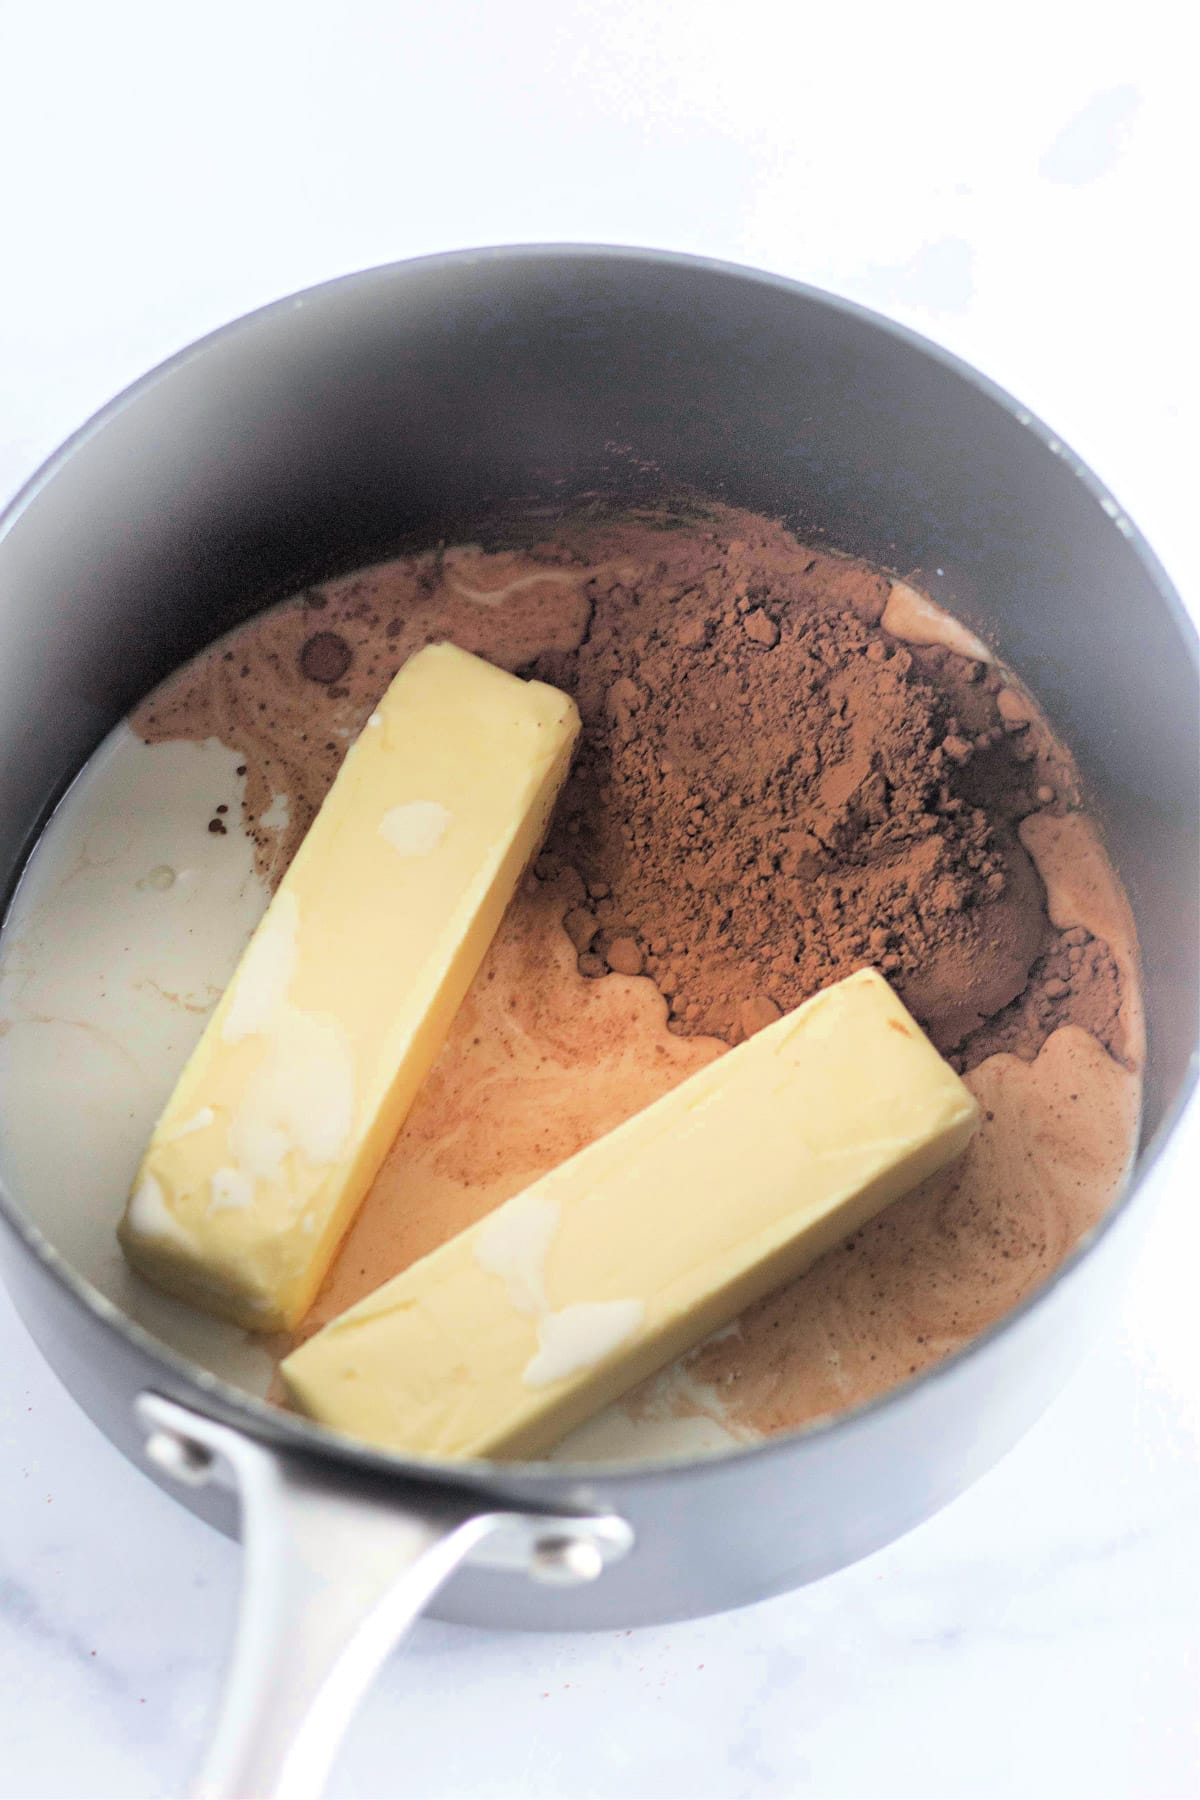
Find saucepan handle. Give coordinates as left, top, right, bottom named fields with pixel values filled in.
left=136, top=1394, right=633, bottom=1800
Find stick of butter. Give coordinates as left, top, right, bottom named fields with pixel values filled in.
left=119, top=643, right=580, bottom=1330
left=281, top=969, right=978, bottom=1459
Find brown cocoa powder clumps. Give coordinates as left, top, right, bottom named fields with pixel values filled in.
left=299, top=630, right=354, bottom=685
left=952, top=926, right=1125, bottom=1069
left=532, top=529, right=1074, bottom=1057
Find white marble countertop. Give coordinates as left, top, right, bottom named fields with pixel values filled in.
left=1, top=5, right=1196, bottom=1796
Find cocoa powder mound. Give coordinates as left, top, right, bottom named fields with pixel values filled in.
left=529, top=520, right=1083, bottom=1060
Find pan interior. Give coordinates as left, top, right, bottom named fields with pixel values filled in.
left=0, top=500, right=1149, bottom=1469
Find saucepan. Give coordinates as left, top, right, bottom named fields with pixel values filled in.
left=0, top=248, right=1196, bottom=1800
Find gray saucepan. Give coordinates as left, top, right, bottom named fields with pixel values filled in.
left=1, top=247, right=1196, bottom=1800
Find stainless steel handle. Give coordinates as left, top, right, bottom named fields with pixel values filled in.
left=137, top=1394, right=632, bottom=1800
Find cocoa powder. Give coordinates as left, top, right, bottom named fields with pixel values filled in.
left=529, top=523, right=1086, bottom=1060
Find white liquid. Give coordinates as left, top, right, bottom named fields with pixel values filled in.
left=524, top=1298, right=646, bottom=1389
left=474, top=1191, right=561, bottom=1316
left=0, top=725, right=275, bottom=1392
